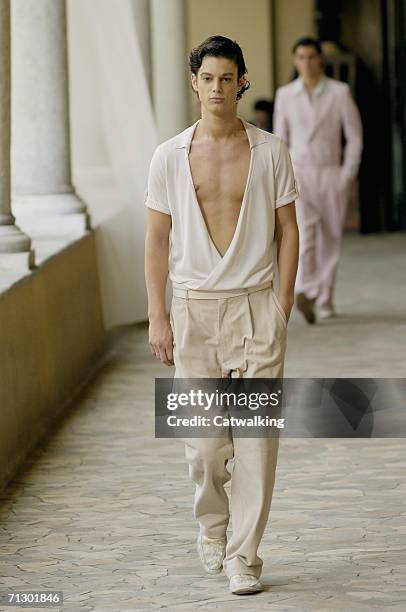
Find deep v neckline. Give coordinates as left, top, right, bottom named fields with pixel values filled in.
left=185, top=117, right=254, bottom=261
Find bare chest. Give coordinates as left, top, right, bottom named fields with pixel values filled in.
left=189, top=139, right=251, bottom=205
left=188, top=138, right=251, bottom=256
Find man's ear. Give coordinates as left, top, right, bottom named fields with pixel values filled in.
left=191, top=73, right=198, bottom=92
left=238, top=74, right=247, bottom=89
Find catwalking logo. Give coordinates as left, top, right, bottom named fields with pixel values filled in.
left=165, top=388, right=285, bottom=430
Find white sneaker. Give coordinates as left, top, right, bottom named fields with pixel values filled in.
left=196, top=534, right=226, bottom=574
left=229, top=573, right=263, bottom=595
left=318, top=306, right=336, bottom=319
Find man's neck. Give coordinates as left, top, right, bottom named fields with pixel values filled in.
left=302, top=73, right=324, bottom=93
left=196, top=110, right=244, bottom=142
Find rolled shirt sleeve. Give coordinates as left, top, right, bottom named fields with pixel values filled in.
left=274, top=138, right=299, bottom=208
left=144, top=146, right=171, bottom=215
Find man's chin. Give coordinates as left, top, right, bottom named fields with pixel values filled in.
left=203, top=104, right=231, bottom=116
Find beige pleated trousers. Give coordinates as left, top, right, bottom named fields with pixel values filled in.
left=169, top=280, right=287, bottom=579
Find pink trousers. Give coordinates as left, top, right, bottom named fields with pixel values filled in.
left=294, top=164, right=350, bottom=308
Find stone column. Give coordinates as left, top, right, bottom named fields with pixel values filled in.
left=150, top=0, right=189, bottom=141
left=0, top=0, right=34, bottom=270
left=11, top=0, right=89, bottom=237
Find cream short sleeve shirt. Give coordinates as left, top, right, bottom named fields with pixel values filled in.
left=144, top=117, right=298, bottom=290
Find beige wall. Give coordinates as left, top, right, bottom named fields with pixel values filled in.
left=186, top=0, right=273, bottom=122
left=273, top=0, right=315, bottom=88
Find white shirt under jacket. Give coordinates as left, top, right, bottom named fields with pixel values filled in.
left=144, top=116, right=298, bottom=291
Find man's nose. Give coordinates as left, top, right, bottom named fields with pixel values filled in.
left=212, top=79, right=222, bottom=92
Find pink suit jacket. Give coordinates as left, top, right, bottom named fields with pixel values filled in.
left=273, top=77, right=363, bottom=183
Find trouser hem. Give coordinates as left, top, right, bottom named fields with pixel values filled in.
left=222, top=557, right=262, bottom=579
left=199, top=526, right=228, bottom=539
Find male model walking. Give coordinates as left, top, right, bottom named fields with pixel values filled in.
left=274, top=37, right=362, bottom=322
left=144, top=35, right=299, bottom=595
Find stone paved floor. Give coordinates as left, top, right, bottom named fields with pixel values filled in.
left=0, top=233, right=406, bottom=611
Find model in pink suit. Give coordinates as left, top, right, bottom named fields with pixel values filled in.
left=273, top=37, right=363, bottom=322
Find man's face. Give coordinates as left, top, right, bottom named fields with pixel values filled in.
left=293, top=45, right=323, bottom=80
left=191, top=55, right=246, bottom=115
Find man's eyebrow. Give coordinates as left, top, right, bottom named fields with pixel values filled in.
left=200, top=72, right=235, bottom=76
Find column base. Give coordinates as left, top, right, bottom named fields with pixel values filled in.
left=12, top=193, right=91, bottom=238
left=0, top=250, right=35, bottom=272
left=0, top=224, right=35, bottom=271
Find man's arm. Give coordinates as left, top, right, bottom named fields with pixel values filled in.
left=273, top=89, right=290, bottom=145
left=340, top=85, right=363, bottom=184
left=275, top=202, right=299, bottom=321
left=144, top=208, right=174, bottom=366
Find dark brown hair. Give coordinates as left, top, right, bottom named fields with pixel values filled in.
left=292, top=37, right=322, bottom=55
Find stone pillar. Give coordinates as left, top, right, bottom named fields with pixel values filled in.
left=150, top=0, right=189, bottom=141
left=11, top=0, right=89, bottom=237
left=0, top=0, right=34, bottom=270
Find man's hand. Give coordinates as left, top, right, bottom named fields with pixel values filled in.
left=278, top=293, right=294, bottom=323
left=149, top=313, right=174, bottom=366
left=339, top=167, right=353, bottom=192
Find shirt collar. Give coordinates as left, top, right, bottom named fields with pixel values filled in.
left=293, top=75, right=328, bottom=96
left=175, top=116, right=267, bottom=152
